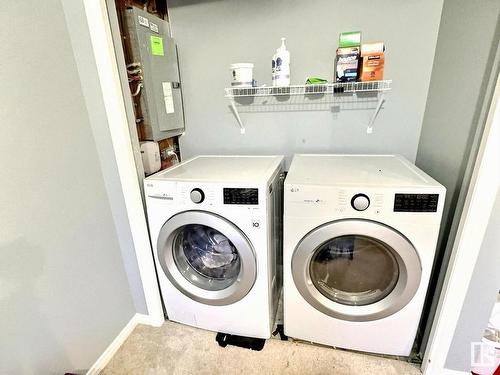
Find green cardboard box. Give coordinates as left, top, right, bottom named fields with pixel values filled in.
left=339, top=31, right=361, bottom=48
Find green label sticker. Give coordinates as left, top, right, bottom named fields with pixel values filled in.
left=150, top=35, right=164, bottom=56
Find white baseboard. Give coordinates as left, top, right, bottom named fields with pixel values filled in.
left=86, top=313, right=155, bottom=375
left=133, top=313, right=155, bottom=326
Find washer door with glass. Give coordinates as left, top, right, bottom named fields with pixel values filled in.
left=157, top=210, right=257, bottom=306
left=292, top=219, right=421, bottom=321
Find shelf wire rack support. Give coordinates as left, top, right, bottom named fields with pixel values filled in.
left=228, top=98, right=245, bottom=134
left=366, top=92, right=386, bottom=134
left=224, top=80, right=392, bottom=134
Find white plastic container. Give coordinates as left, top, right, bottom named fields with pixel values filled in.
left=230, top=63, right=254, bottom=87
left=140, top=141, right=161, bottom=175
left=273, top=37, right=290, bottom=86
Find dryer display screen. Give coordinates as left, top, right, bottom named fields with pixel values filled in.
left=394, top=194, right=439, bottom=212
left=223, top=188, right=258, bottom=205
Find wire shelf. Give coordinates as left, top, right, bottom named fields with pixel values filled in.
left=225, top=80, right=392, bottom=98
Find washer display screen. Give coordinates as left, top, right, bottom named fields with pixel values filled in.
left=223, top=188, right=258, bottom=205
left=394, top=194, right=439, bottom=212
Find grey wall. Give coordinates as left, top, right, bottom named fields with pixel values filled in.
left=168, top=0, right=443, bottom=165
left=0, top=0, right=139, bottom=373
left=445, top=186, right=500, bottom=371
left=415, top=0, right=500, bottom=353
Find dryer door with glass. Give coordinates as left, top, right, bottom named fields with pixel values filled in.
left=157, top=210, right=257, bottom=306
left=292, top=219, right=421, bottom=321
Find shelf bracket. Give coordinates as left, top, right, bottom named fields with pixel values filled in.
left=229, top=98, right=245, bottom=134
left=366, top=93, right=385, bottom=134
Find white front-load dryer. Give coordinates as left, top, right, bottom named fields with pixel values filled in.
left=145, top=155, right=284, bottom=339
left=284, top=154, right=445, bottom=355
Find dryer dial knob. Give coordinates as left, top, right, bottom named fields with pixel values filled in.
left=190, top=188, right=205, bottom=204
left=351, top=194, right=370, bottom=211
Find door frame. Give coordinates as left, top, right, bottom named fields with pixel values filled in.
left=422, top=72, right=500, bottom=374
left=81, top=0, right=164, bottom=326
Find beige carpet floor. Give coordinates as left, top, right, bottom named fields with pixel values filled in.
left=101, top=321, right=421, bottom=375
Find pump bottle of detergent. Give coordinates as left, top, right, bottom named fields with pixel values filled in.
left=273, top=37, right=290, bottom=86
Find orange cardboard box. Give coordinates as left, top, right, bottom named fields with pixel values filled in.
left=361, top=42, right=385, bottom=81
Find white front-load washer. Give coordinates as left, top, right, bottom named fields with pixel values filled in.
left=284, top=154, right=445, bottom=356
left=145, top=155, right=284, bottom=339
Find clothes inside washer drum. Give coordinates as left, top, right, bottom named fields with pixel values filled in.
left=180, top=224, right=240, bottom=280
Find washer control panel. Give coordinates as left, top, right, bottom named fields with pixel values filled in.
left=351, top=194, right=370, bottom=211
left=223, top=188, right=258, bottom=205
left=394, top=193, right=439, bottom=212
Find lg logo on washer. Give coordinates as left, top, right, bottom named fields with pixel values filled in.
left=289, top=186, right=327, bottom=205
left=252, top=219, right=261, bottom=229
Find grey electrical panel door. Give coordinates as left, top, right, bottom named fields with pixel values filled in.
left=125, top=7, right=185, bottom=140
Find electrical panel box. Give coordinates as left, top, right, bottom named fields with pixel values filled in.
left=124, top=8, right=185, bottom=140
